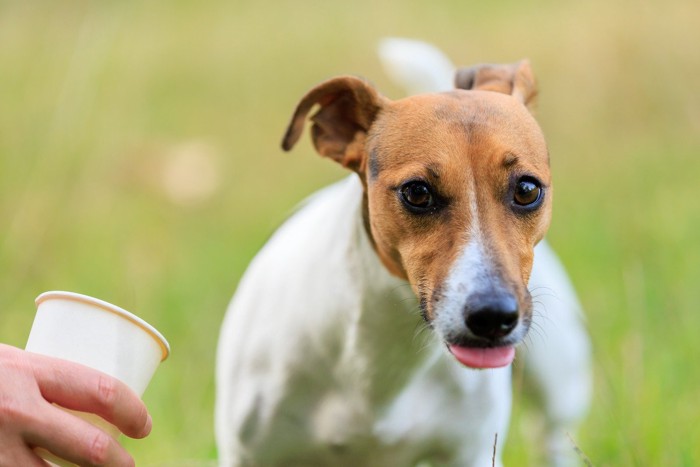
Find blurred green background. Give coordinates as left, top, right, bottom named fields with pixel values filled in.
left=1, top=1, right=699, bottom=465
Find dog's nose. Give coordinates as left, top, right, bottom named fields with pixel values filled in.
left=464, top=293, right=519, bottom=340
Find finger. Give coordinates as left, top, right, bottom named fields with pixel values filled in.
left=23, top=403, right=134, bottom=467
left=27, top=352, right=151, bottom=439
left=0, top=445, right=49, bottom=467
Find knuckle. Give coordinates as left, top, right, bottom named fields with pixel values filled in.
left=0, top=396, right=36, bottom=431
left=95, top=374, right=119, bottom=412
left=87, top=430, right=111, bottom=465
left=0, top=396, right=23, bottom=422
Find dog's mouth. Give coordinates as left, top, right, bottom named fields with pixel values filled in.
left=441, top=324, right=527, bottom=369
left=447, top=344, right=515, bottom=369
left=421, top=283, right=530, bottom=370
left=437, top=313, right=529, bottom=369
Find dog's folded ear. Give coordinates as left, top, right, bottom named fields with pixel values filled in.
left=282, top=76, right=386, bottom=173
left=455, top=60, right=537, bottom=110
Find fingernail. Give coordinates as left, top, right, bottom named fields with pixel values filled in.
left=142, top=413, right=153, bottom=437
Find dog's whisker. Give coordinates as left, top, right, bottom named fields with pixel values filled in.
left=526, top=322, right=548, bottom=344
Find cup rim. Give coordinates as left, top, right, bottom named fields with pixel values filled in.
left=35, top=291, right=170, bottom=361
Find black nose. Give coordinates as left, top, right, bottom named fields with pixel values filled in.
left=464, top=293, right=519, bottom=340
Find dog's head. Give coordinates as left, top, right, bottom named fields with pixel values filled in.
left=282, top=61, right=551, bottom=369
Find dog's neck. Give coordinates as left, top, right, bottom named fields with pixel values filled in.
left=342, top=175, right=436, bottom=405
left=298, top=175, right=436, bottom=445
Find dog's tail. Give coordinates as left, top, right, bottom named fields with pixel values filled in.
left=377, top=37, right=455, bottom=95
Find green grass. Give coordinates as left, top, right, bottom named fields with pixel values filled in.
left=1, top=1, right=699, bottom=465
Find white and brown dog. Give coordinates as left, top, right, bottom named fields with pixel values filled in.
left=216, top=39, right=591, bottom=466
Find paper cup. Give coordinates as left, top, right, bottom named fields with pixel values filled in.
left=25, top=291, right=170, bottom=466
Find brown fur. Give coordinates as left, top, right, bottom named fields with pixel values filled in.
left=282, top=63, right=551, bottom=324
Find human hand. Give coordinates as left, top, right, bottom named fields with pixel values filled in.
left=0, top=343, right=151, bottom=466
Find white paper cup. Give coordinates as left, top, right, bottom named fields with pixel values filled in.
left=25, top=291, right=170, bottom=466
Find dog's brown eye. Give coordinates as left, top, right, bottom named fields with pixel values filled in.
left=401, top=182, right=434, bottom=209
left=513, top=178, right=542, bottom=207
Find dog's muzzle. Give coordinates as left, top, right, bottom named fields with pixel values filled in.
left=435, top=288, right=529, bottom=369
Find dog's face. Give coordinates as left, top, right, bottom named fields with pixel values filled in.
left=283, top=62, right=551, bottom=368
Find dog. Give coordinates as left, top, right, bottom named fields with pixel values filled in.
left=216, top=39, right=591, bottom=466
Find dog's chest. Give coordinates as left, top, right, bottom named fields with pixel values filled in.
left=298, top=346, right=467, bottom=466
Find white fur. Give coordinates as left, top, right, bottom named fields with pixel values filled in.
left=215, top=38, right=591, bottom=466
left=527, top=241, right=592, bottom=464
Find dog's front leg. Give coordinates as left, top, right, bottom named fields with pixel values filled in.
left=525, top=241, right=592, bottom=466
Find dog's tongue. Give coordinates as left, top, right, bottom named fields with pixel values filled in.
left=448, top=344, right=515, bottom=369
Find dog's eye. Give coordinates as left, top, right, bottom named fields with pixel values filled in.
left=513, top=177, right=542, bottom=207
left=400, top=182, right=434, bottom=209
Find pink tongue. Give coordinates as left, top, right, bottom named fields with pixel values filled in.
left=448, top=344, right=515, bottom=369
